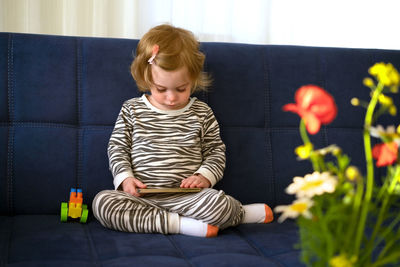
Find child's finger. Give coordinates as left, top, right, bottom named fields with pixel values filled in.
left=185, top=178, right=198, bottom=188
left=180, top=179, right=189, bottom=188
left=190, top=180, right=201, bottom=188
left=125, top=185, right=138, bottom=197
left=131, top=186, right=143, bottom=197
left=181, top=177, right=194, bottom=188
left=134, top=178, right=147, bottom=188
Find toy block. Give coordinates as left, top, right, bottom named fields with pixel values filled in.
left=68, top=202, right=82, bottom=218
left=60, top=188, right=89, bottom=223
left=69, top=188, right=83, bottom=204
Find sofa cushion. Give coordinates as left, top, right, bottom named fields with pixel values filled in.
left=1, top=216, right=301, bottom=266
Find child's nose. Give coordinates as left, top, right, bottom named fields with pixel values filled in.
left=167, top=92, right=178, bottom=102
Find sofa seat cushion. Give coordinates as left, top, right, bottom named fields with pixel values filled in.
left=1, top=215, right=301, bottom=266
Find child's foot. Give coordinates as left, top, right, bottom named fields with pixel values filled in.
left=242, top=204, right=273, bottom=224
left=168, top=213, right=219, bottom=237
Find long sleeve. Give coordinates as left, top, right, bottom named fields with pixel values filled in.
left=195, top=109, right=226, bottom=187
left=108, top=101, right=135, bottom=189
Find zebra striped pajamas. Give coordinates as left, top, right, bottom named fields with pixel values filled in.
left=92, top=188, right=244, bottom=233
left=93, top=95, right=244, bottom=233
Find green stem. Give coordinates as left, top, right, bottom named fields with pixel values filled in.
left=346, top=177, right=364, bottom=256
left=362, top=172, right=398, bottom=263
left=371, top=250, right=400, bottom=267
left=300, top=119, right=311, bottom=144
left=373, top=166, right=400, bottom=262
left=300, top=119, right=320, bottom=171
left=354, top=82, right=384, bottom=256
left=376, top=173, right=390, bottom=202
left=315, top=202, right=334, bottom=261
left=375, top=213, right=400, bottom=261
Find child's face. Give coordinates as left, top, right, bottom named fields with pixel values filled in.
left=149, top=65, right=192, bottom=110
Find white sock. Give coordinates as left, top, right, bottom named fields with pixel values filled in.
left=179, top=216, right=209, bottom=237
left=167, top=212, right=180, bottom=234
left=242, top=204, right=273, bottom=224
left=167, top=213, right=218, bottom=237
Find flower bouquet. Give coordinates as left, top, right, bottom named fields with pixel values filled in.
left=274, top=63, right=400, bottom=267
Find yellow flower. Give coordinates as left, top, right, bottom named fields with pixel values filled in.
left=397, top=125, right=400, bottom=135
left=378, top=94, right=393, bottom=106
left=369, top=62, right=400, bottom=87
left=345, top=166, right=361, bottom=181
left=274, top=198, right=314, bottom=222
left=329, top=254, right=357, bottom=267
left=286, top=172, right=338, bottom=198
left=295, top=143, right=313, bottom=159
left=389, top=105, right=397, bottom=116
left=377, top=94, right=396, bottom=116
left=363, top=77, right=374, bottom=88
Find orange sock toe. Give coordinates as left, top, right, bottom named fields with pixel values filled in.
left=206, top=225, right=219, bottom=237
left=264, top=204, right=274, bottom=223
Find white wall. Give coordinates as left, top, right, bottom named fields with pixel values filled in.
left=0, top=0, right=399, bottom=49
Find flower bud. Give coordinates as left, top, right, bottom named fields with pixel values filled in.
left=332, top=147, right=342, bottom=156
left=363, top=77, right=374, bottom=87
left=351, top=98, right=360, bottom=106
left=295, top=143, right=313, bottom=159
left=378, top=94, right=393, bottom=106
left=343, top=194, right=353, bottom=205
left=389, top=105, right=397, bottom=116
left=390, top=85, right=399, bottom=93
left=345, top=166, right=361, bottom=181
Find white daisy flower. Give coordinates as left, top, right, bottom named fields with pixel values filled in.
left=274, top=198, right=314, bottom=223
left=370, top=125, right=396, bottom=138
left=286, top=172, right=338, bottom=198
left=370, top=125, right=400, bottom=145
left=314, top=144, right=341, bottom=156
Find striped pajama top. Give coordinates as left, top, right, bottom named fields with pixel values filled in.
left=108, top=95, right=226, bottom=190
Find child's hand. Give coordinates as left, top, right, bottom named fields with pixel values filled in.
left=121, top=177, right=147, bottom=197
left=180, top=174, right=211, bottom=188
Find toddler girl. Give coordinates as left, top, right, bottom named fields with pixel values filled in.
left=92, top=24, right=273, bottom=237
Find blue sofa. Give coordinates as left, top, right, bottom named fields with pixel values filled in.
left=1, top=32, right=399, bottom=267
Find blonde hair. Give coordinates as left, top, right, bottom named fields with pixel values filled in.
left=131, top=24, right=211, bottom=93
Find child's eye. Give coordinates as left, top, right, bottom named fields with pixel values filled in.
left=156, top=88, right=166, bottom=92
left=177, top=88, right=186, bottom=93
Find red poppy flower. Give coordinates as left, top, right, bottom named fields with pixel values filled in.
left=283, top=85, right=337, bottom=134
left=372, top=142, right=398, bottom=167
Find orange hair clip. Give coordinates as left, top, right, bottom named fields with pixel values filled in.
left=147, top=44, right=159, bottom=65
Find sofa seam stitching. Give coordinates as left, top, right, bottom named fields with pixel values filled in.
left=0, top=122, right=114, bottom=128
left=263, top=47, right=277, bottom=207
left=165, top=235, right=195, bottom=267
left=4, top=217, right=13, bottom=265
left=0, top=123, right=364, bottom=130
left=319, top=50, right=329, bottom=147
left=232, top=227, right=285, bottom=266
left=83, top=224, right=100, bottom=266
left=7, top=33, right=14, bottom=215
left=76, top=38, right=83, bottom=188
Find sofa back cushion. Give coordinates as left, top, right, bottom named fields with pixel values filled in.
left=1, top=32, right=399, bottom=215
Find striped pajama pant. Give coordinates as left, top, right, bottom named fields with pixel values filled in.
left=92, top=188, right=244, bottom=234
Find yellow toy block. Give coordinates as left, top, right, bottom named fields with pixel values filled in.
left=68, top=202, right=82, bottom=219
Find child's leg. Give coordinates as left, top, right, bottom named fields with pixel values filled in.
left=92, top=190, right=218, bottom=237
left=92, top=190, right=170, bottom=234
left=241, top=203, right=274, bottom=224
left=150, top=188, right=245, bottom=230
left=168, top=213, right=219, bottom=237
